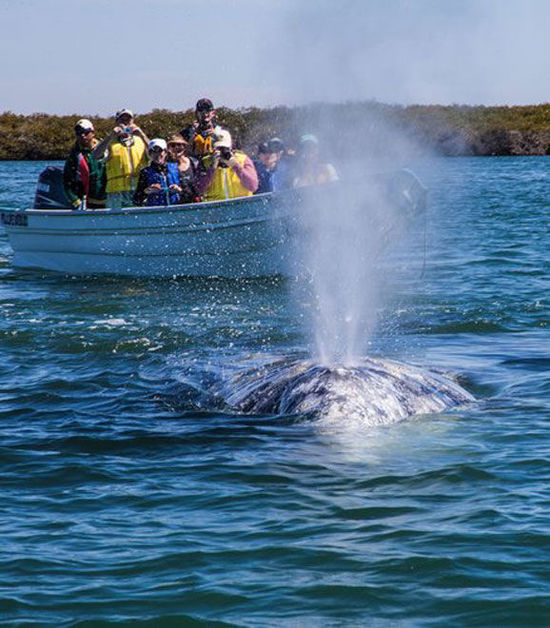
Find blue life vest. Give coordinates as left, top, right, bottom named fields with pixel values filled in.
left=253, top=159, right=274, bottom=194
left=142, top=163, right=181, bottom=206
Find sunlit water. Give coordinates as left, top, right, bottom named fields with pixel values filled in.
left=0, top=158, right=548, bottom=625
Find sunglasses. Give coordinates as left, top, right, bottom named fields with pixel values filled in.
left=168, top=143, right=185, bottom=150
left=150, top=147, right=166, bottom=153
left=77, top=129, right=93, bottom=136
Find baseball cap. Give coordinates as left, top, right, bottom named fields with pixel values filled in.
left=196, top=98, right=214, bottom=112
left=115, top=108, right=134, bottom=120
left=148, top=138, right=167, bottom=152
left=75, top=118, right=94, bottom=132
left=213, top=129, right=232, bottom=149
left=268, top=137, right=285, bottom=152
left=300, top=134, right=319, bottom=145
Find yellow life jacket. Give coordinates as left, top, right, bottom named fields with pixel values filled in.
left=293, top=163, right=338, bottom=188
left=193, top=133, right=215, bottom=157
left=105, top=137, right=148, bottom=193
left=204, top=152, right=254, bottom=201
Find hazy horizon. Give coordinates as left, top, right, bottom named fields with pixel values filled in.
left=3, top=98, right=550, bottom=119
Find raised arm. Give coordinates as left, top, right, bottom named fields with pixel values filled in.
left=194, top=155, right=219, bottom=194
left=129, top=123, right=150, bottom=147
left=92, top=130, right=118, bottom=160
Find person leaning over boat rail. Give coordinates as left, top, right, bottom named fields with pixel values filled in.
left=195, top=129, right=258, bottom=201
left=292, top=134, right=338, bottom=188
left=166, top=134, right=201, bottom=203
left=133, top=139, right=182, bottom=207
left=92, top=108, right=149, bottom=209
left=63, top=119, right=106, bottom=210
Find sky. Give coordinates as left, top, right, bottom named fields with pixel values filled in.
left=1, top=0, right=549, bottom=115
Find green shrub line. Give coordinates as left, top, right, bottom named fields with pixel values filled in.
left=2, top=102, right=550, bottom=160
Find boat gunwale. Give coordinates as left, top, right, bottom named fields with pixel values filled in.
left=2, top=191, right=275, bottom=218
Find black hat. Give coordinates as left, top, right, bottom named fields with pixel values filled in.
left=258, top=142, right=270, bottom=154
left=196, top=98, right=214, bottom=112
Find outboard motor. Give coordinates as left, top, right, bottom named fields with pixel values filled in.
left=33, top=166, right=71, bottom=209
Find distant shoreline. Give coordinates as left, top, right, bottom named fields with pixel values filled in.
left=2, top=102, right=550, bottom=160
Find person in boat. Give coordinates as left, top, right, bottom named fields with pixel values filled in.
left=166, top=134, right=202, bottom=203
left=253, top=142, right=278, bottom=194
left=292, top=134, right=338, bottom=188
left=182, top=98, right=221, bottom=159
left=63, top=119, right=107, bottom=210
left=92, top=108, right=149, bottom=209
left=195, top=129, right=258, bottom=201
left=268, top=137, right=295, bottom=190
left=133, top=139, right=182, bottom=207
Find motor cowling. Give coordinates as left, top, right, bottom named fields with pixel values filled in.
left=33, top=166, right=71, bottom=209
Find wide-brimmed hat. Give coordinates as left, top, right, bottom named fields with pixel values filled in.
left=167, top=133, right=187, bottom=146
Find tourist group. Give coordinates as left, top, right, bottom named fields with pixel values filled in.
left=63, top=99, right=338, bottom=210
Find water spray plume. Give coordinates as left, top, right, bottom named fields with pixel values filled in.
left=287, top=118, right=426, bottom=368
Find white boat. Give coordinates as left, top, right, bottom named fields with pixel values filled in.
left=1, top=167, right=427, bottom=278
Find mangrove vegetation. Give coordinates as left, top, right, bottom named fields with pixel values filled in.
left=1, top=102, right=550, bottom=160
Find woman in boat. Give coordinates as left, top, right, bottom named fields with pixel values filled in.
left=166, top=134, right=202, bottom=203
left=133, top=139, right=182, bottom=207
left=63, top=119, right=106, bottom=210
left=292, top=134, right=338, bottom=188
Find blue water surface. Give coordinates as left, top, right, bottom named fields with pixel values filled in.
left=0, top=158, right=549, bottom=626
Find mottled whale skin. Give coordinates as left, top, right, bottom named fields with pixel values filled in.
left=223, top=358, right=474, bottom=425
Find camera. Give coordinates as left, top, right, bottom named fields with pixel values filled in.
left=219, top=147, right=232, bottom=161
left=117, top=126, right=132, bottom=139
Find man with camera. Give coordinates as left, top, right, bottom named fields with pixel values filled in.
left=93, top=108, right=150, bottom=208
left=196, top=129, right=258, bottom=201
left=182, top=98, right=220, bottom=158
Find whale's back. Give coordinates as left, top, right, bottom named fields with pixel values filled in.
left=225, top=358, right=473, bottom=425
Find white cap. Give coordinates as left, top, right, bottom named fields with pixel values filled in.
left=213, top=129, right=232, bottom=149
left=300, top=134, right=319, bottom=145
left=115, top=108, right=134, bottom=120
left=75, top=118, right=94, bottom=132
left=148, top=138, right=167, bottom=152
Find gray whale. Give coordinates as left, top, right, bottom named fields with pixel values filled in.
left=222, top=357, right=474, bottom=425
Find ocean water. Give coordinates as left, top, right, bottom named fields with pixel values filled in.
left=0, top=158, right=548, bottom=626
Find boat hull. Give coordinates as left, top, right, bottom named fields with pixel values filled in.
left=2, top=194, right=292, bottom=278
left=1, top=171, right=427, bottom=278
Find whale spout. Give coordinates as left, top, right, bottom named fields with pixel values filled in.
left=224, top=358, right=474, bottom=425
